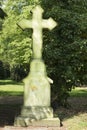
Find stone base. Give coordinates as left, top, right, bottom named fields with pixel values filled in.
left=14, top=106, right=55, bottom=127
left=14, top=117, right=60, bottom=127
left=5, top=125, right=61, bottom=130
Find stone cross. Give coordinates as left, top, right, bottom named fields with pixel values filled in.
left=18, top=5, right=57, bottom=59
left=15, top=5, right=58, bottom=126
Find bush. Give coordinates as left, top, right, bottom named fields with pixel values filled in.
left=10, top=64, right=29, bottom=81
left=0, top=60, right=10, bottom=79
left=41, top=0, right=87, bottom=107
left=0, top=60, right=4, bottom=79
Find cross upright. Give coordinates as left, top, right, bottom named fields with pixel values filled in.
left=18, top=5, right=57, bottom=59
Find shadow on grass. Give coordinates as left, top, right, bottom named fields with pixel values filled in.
left=0, top=82, right=87, bottom=127
left=0, top=91, right=23, bottom=96
left=0, top=95, right=23, bottom=126
left=0, top=80, right=24, bottom=126
left=52, top=88, right=87, bottom=126
left=0, top=104, right=22, bottom=127
left=0, top=96, right=87, bottom=127
left=54, top=96, right=87, bottom=124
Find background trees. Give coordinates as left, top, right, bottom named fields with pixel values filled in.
left=0, top=0, right=87, bottom=106
left=0, top=0, right=33, bottom=80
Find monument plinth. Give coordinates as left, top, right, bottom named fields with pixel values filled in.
left=14, top=5, right=60, bottom=127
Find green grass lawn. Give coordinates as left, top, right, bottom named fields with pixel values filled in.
left=0, top=79, right=87, bottom=97
left=70, top=87, right=87, bottom=97
left=66, top=87, right=87, bottom=130
left=0, top=80, right=87, bottom=129
left=0, top=80, right=24, bottom=96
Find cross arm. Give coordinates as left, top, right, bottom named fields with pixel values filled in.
left=17, top=19, right=32, bottom=30
left=42, top=18, right=57, bottom=30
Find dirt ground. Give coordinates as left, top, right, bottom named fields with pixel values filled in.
left=0, top=96, right=87, bottom=130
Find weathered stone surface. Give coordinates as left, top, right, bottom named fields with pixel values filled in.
left=14, top=59, right=54, bottom=126
left=18, top=5, right=57, bottom=59
left=21, top=106, right=53, bottom=118
left=14, top=5, right=57, bottom=127
left=14, top=117, right=60, bottom=127
left=14, top=106, right=53, bottom=126
left=23, top=60, right=51, bottom=107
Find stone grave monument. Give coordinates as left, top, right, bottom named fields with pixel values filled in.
left=14, top=5, right=60, bottom=127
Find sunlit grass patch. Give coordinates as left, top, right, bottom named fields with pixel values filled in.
left=0, top=80, right=24, bottom=96
left=70, top=87, right=87, bottom=97
left=64, top=113, right=87, bottom=130
left=0, top=79, right=22, bottom=85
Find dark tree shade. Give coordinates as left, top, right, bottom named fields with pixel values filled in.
left=0, top=8, right=7, bottom=19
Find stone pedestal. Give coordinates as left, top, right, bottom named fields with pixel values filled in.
left=14, top=117, right=60, bottom=127
left=14, top=106, right=53, bottom=126
left=14, top=59, right=58, bottom=127
left=23, top=59, right=51, bottom=107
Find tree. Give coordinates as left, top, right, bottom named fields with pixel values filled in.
left=0, top=0, right=33, bottom=80
left=0, top=0, right=32, bottom=65
left=41, top=0, right=87, bottom=106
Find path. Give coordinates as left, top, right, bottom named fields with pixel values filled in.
left=0, top=95, right=87, bottom=129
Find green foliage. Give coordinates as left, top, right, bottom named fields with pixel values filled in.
left=0, top=61, right=10, bottom=79
left=41, top=0, right=87, bottom=106
left=0, top=0, right=33, bottom=81
left=0, top=0, right=33, bottom=66
left=10, top=64, right=29, bottom=81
